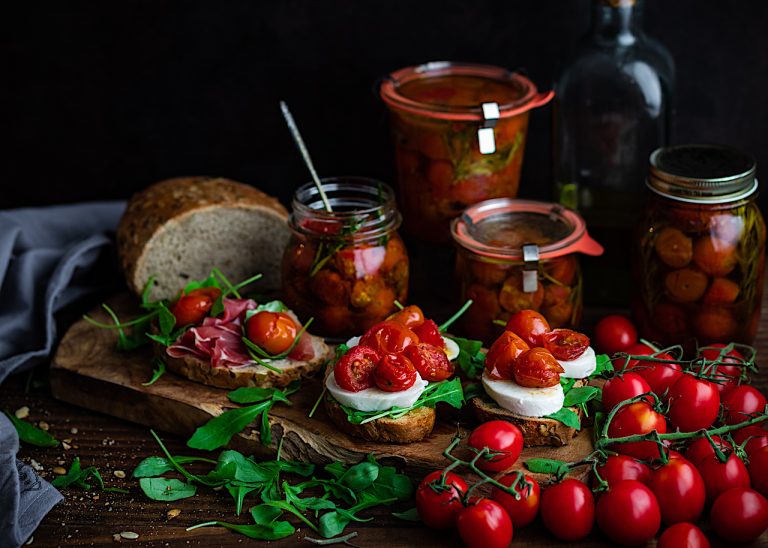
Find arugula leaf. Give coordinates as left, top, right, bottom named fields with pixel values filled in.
left=205, top=451, right=273, bottom=483
left=339, top=462, right=378, bottom=491
left=142, top=358, right=166, bottom=386
left=132, top=455, right=215, bottom=478
left=544, top=408, right=581, bottom=429
left=448, top=336, right=486, bottom=379
left=244, top=301, right=287, bottom=318
left=187, top=519, right=295, bottom=540
left=593, top=353, right=614, bottom=376
left=227, top=483, right=259, bottom=515
left=52, top=457, right=127, bottom=493
left=228, top=387, right=287, bottom=405
left=563, top=386, right=601, bottom=408
left=4, top=411, right=59, bottom=447
left=559, top=376, right=577, bottom=394
left=524, top=457, right=570, bottom=476
left=139, top=477, right=197, bottom=501
left=392, top=507, right=420, bottom=521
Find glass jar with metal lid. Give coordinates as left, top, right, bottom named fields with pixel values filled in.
left=633, top=144, right=766, bottom=348
left=451, top=198, right=603, bottom=344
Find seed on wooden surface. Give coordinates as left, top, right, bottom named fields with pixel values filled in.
left=166, top=508, right=181, bottom=520
left=52, top=467, right=66, bottom=475
left=24, top=535, right=33, bottom=545
left=70, top=427, right=78, bottom=434
left=119, top=531, right=139, bottom=540
left=62, top=442, right=72, bottom=450
left=112, top=533, right=121, bottom=542
left=37, top=421, right=49, bottom=431
left=93, top=495, right=100, bottom=501
left=29, top=459, right=43, bottom=471
left=113, top=470, right=126, bottom=479
left=15, top=406, right=29, bottom=419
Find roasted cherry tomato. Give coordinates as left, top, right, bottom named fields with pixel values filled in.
left=484, top=331, right=530, bottom=380
left=684, top=436, right=732, bottom=466
left=468, top=421, right=524, bottom=472
left=607, top=402, right=667, bottom=460
left=722, top=385, right=767, bottom=425
left=733, top=426, right=768, bottom=457
left=648, top=458, right=706, bottom=525
left=415, top=470, right=468, bottom=529
left=540, top=479, right=594, bottom=541
left=373, top=353, right=417, bottom=392
left=491, top=474, right=540, bottom=528
left=170, top=287, right=221, bottom=327
left=456, top=498, right=513, bottom=548
left=658, top=522, right=710, bottom=548
left=667, top=374, right=720, bottom=432
left=601, top=372, right=654, bottom=412
left=245, top=311, right=298, bottom=355
left=404, top=343, right=453, bottom=382
left=593, top=455, right=651, bottom=488
left=333, top=346, right=381, bottom=392
left=698, top=453, right=751, bottom=504
left=513, top=347, right=563, bottom=388
left=387, top=305, right=425, bottom=328
left=359, top=320, right=419, bottom=355
left=540, top=328, right=589, bottom=361
left=593, top=315, right=637, bottom=355
left=596, top=480, right=661, bottom=546
left=624, top=343, right=682, bottom=396
left=412, top=319, right=445, bottom=348
left=710, top=487, right=768, bottom=544
left=504, top=309, right=550, bottom=347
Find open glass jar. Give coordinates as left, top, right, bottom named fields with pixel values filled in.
left=282, top=178, right=408, bottom=338
left=451, top=199, right=603, bottom=344
left=633, top=144, right=766, bottom=348
left=380, top=62, right=553, bottom=244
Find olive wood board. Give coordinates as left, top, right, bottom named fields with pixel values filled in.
left=50, top=294, right=593, bottom=479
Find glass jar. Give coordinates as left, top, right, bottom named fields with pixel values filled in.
left=451, top=199, right=603, bottom=344
left=282, top=178, right=408, bottom=338
left=633, top=144, right=766, bottom=348
left=380, top=62, right=553, bottom=245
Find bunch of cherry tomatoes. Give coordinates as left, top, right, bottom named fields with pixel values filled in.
left=415, top=314, right=768, bottom=547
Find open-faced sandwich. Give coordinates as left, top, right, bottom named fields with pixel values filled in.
left=469, top=310, right=605, bottom=446
left=322, top=305, right=465, bottom=443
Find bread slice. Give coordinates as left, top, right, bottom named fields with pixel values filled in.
left=323, top=395, right=436, bottom=444
left=117, top=176, right=290, bottom=300
left=156, top=334, right=333, bottom=390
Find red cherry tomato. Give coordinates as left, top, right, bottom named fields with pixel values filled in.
left=491, top=474, right=540, bottom=528
left=733, top=425, right=768, bottom=456
left=540, top=328, right=590, bottom=361
left=722, top=385, right=767, bottom=425
left=333, top=346, right=381, bottom=392
left=468, top=421, right=524, bottom=473
left=540, top=479, right=595, bottom=541
left=170, top=287, right=221, bottom=327
left=696, top=343, right=745, bottom=393
left=359, top=320, right=419, bottom=355
left=484, top=331, right=530, bottom=380
left=607, top=402, right=668, bottom=460
left=710, top=487, right=768, bottom=544
left=387, top=305, right=425, bottom=328
left=593, top=314, right=638, bottom=355
left=593, top=455, right=651, bottom=488
left=504, top=309, right=550, bottom=347
left=624, top=343, right=682, bottom=396
left=666, top=374, right=720, bottom=432
left=373, top=353, right=417, bottom=392
left=456, top=498, right=513, bottom=548
left=245, top=311, right=298, bottom=355
left=596, top=480, right=661, bottom=546
left=658, top=522, right=710, bottom=548
left=403, top=343, right=453, bottom=382
left=415, top=470, right=468, bottom=529
left=698, top=453, right=751, bottom=504
left=684, top=435, right=732, bottom=466
left=601, top=373, right=654, bottom=412
left=648, top=458, right=706, bottom=525
left=513, top=347, right=564, bottom=388
left=412, top=319, right=445, bottom=348
left=748, top=445, right=768, bottom=498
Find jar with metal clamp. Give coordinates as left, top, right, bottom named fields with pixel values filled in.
left=451, top=199, right=603, bottom=344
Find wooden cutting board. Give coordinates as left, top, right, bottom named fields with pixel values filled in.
left=50, top=294, right=594, bottom=479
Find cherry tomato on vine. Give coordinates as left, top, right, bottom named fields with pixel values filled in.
left=484, top=331, right=530, bottom=380
left=623, top=343, right=682, bottom=396
left=415, top=470, right=468, bottom=529
left=513, top=348, right=563, bottom=388
left=666, top=374, right=720, bottom=432
left=333, top=346, right=381, bottom=392
left=373, top=353, right=417, bottom=392
left=710, top=487, right=768, bottom=544
left=541, top=328, right=590, bottom=361
left=695, top=343, right=745, bottom=394
left=596, top=480, right=661, bottom=546
left=504, top=309, right=550, bottom=347
left=170, top=286, right=221, bottom=327
left=540, top=479, right=595, bottom=541
left=748, top=446, right=768, bottom=498
left=658, top=522, right=710, bottom=548
left=245, top=311, right=298, bottom=355
left=684, top=435, right=732, bottom=466
left=648, top=458, right=706, bottom=525
left=593, top=315, right=637, bottom=355
left=412, top=319, right=445, bottom=348
left=387, top=304, right=425, bottom=328
left=403, top=343, right=453, bottom=382
left=359, top=320, right=419, bottom=355
left=593, top=455, right=651, bottom=488
left=698, top=453, right=751, bottom=504
left=456, top=498, right=513, bottom=548
left=491, top=474, right=540, bottom=528
left=468, top=421, right=524, bottom=472
left=601, top=373, right=654, bottom=412
left=607, top=402, right=668, bottom=460
left=733, top=425, right=768, bottom=457
left=722, top=385, right=767, bottom=425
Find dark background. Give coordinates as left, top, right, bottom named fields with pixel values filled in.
left=1, top=0, right=767, bottom=211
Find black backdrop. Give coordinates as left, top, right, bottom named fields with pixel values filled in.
left=2, top=0, right=767, bottom=211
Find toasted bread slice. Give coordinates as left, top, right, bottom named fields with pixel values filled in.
left=323, top=395, right=436, bottom=444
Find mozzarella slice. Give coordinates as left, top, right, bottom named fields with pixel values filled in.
left=558, top=346, right=597, bottom=379
left=482, top=373, right=564, bottom=417
left=326, top=370, right=428, bottom=412
left=345, top=335, right=459, bottom=361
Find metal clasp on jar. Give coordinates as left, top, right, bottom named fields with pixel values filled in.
left=522, top=243, right=540, bottom=293
left=478, top=102, right=500, bottom=154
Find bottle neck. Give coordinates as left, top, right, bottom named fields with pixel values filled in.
left=591, top=0, right=643, bottom=47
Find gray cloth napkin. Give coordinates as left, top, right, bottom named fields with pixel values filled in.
left=0, top=201, right=125, bottom=547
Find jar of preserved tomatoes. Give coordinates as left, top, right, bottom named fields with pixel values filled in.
left=380, top=61, right=553, bottom=245
left=633, top=144, right=766, bottom=348
left=282, top=177, right=408, bottom=338
left=451, top=199, right=603, bottom=344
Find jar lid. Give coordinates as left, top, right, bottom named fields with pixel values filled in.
left=648, top=144, right=758, bottom=204
left=451, top=199, right=603, bottom=260
left=380, top=61, right=553, bottom=121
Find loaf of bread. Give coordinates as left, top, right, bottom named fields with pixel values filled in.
left=117, top=177, right=290, bottom=300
